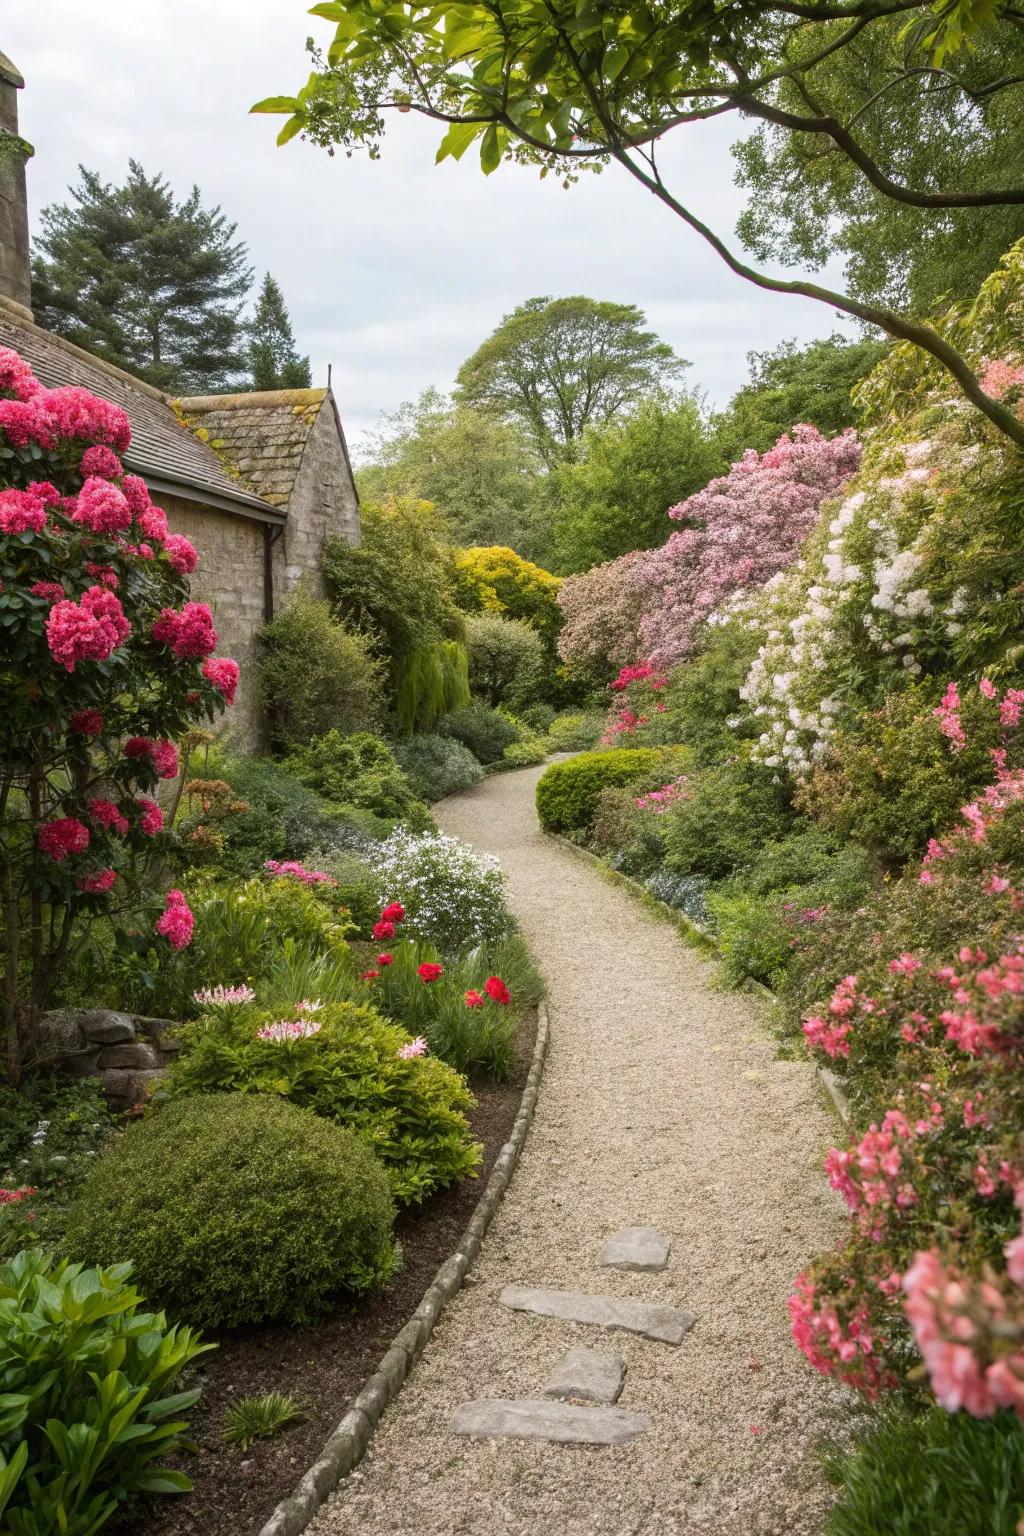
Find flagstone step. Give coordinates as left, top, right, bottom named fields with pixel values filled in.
left=599, top=1226, right=671, bottom=1273
left=451, top=1397, right=648, bottom=1446
left=499, top=1285, right=695, bottom=1344
left=543, top=1346, right=625, bottom=1404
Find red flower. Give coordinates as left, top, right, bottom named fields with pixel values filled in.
left=377, top=952, right=394, bottom=966
left=484, top=975, right=511, bottom=1006
left=37, top=817, right=90, bottom=862
left=465, top=990, right=485, bottom=1008
left=381, top=901, right=405, bottom=923
left=418, top=962, right=443, bottom=984
left=77, top=868, right=117, bottom=894
left=360, top=968, right=380, bottom=981
left=69, top=708, right=104, bottom=737
left=373, top=919, right=395, bottom=941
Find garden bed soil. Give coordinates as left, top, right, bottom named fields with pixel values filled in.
left=136, top=1008, right=538, bottom=1536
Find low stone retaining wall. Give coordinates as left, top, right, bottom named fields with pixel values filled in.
left=37, top=1008, right=181, bottom=1105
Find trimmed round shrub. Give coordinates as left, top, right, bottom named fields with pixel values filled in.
left=392, top=732, right=483, bottom=802
left=259, top=587, right=384, bottom=750
left=440, top=701, right=520, bottom=764
left=501, top=735, right=547, bottom=768
left=164, top=1002, right=481, bottom=1203
left=465, top=613, right=545, bottom=706
left=285, top=730, right=431, bottom=824
left=535, top=748, right=671, bottom=834
left=546, top=709, right=606, bottom=752
left=373, top=827, right=508, bottom=950
left=64, top=1095, right=399, bottom=1328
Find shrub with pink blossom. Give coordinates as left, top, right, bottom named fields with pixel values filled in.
left=0, top=345, right=238, bottom=1082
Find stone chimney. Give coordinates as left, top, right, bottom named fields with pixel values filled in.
left=0, top=50, right=32, bottom=318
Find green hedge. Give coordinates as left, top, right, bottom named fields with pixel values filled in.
left=535, top=748, right=667, bottom=834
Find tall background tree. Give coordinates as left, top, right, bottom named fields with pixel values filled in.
left=709, top=333, right=888, bottom=462
left=356, top=388, right=546, bottom=554
left=455, top=296, right=686, bottom=464
left=32, top=161, right=252, bottom=394
left=247, top=272, right=312, bottom=391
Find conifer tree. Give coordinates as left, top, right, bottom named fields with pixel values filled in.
left=247, top=273, right=312, bottom=391
left=32, top=161, right=253, bottom=394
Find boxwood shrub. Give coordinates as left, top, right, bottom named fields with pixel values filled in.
left=535, top=748, right=671, bottom=834
left=63, top=1094, right=399, bottom=1328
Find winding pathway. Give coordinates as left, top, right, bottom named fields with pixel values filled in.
left=309, top=763, right=846, bottom=1536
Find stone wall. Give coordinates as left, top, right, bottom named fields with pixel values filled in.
left=272, top=396, right=360, bottom=608
left=39, top=1009, right=182, bottom=1107
left=161, top=492, right=269, bottom=751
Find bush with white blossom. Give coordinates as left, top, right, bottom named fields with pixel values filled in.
left=373, top=828, right=509, bottom=952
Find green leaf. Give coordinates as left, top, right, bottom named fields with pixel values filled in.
left=250, top=95, right=300, bottom=115
left=436, top=120, right=482, bottom=164
left=479, top=122, right=502, bottom=175
left=277, top=115, right=307, bottom=146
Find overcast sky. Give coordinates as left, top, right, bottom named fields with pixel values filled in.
left=7, top=2, right=855, bottom=456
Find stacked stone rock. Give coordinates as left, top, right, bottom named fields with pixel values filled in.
left=452, top=1227, right=684, bottom=1445
left=37, top=1008, right=182, bottom=1104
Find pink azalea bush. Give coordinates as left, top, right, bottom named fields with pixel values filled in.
left=0, top=345, right=237, bottom=1081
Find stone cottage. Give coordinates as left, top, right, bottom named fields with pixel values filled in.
left=0, top=49, right=360, bottom=746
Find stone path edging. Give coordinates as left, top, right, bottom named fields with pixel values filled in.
left=548, top=832, right=852, bottom=1129
left=256, top=999, right=551, bottom=1536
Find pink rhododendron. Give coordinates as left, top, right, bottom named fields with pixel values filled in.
left=155, top=889, right=194, bottom=950
left=123, top=736, right=179, bottom=780
left=45, top=586, right=131, bottom=672
left=37, top=817, right=91, bottom=861
left=0, top=487, right=47, bottom=534
left=88, top=798, right=129, bottom=837
left=203, top=656, right=239, bottom=704
left=77, top=868, right=117, bottom=894
left=136, top=798, right=165, bottom=836
left=135, top=503, right=168, bottom=542
left=69, top=475, right=133, bottom=534
left=69, top=708, right=104, bottom=736
left=151, top=601, right=217, bottom=659
left=0, top=345, right=43, bottom=401
left=0, top=397, right=54, bottom=449
left=263, top=858, right=335, bottom=885
left=79, top=444, right=123, bottom=480
left=30, top=581, right=64, bottom=603
left=164, top=532, right=198, bottom=574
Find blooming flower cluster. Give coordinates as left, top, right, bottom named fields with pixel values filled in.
left=195, top=984, right=257, bottom=1006
left=264, top=858, right=336, bottom=886
left=372, top=829, right=507, bottom=951
left=155, top=890, right=194, bottom=951
left=45, top=585, right=131, bottom=673
left=151, top=601, right=218, bottom=659
left=904, top=1246, right=1024, bottom=1416
left=398, top=1035, right=428, bottom=1058
left=258, top=1018, right=323, bottom=1043
left=634, top=776, right=693, bottom=814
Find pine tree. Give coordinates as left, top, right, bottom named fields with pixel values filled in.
left=247, top=273, right=312, bottom=391
left=31, top=161, right=253, bottom=394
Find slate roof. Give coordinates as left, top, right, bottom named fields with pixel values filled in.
left=0, top=304, right=284, bottom=523
left=177, top=389, right=328, bottom=508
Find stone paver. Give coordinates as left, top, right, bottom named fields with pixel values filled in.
left=451, top=1398, right=648, bottom=1446
left=543, top=1346, right=625, bottom=1404
left=599, top=1226, right=672, bottom=1273
left=500, top=1284, right=694, bottom=1345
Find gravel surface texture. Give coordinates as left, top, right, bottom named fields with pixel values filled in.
left=308, top=763, right=847, bottom=1536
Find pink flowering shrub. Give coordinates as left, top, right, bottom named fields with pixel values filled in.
left=556, top=550, right=649, bottom=682
left=0, top=345, right=238, bottom=1081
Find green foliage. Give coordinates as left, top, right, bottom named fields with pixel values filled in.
left=300, top=845, right=383, bottom=936
left=654, top=625, right=761, bottom=763
left=32, top=160, right=252, bottom=393
left=323, top=498, right=466, bottom=723
left=706, top=890, right=796, bottom=989
left=391, top=733, right=483, bottom=802
left=285, top=730, right=429, bottom=823
left=259, top=587, right=383, bottom=750
left=369, top=940, right=520, bottom=1078
left=162, top=1007, right=480, bottom=1204
left=247, top=272, right=311, bottom=391
left=545, top=709, right=607, bottom=752
left=797, top=686, right=1009, bottom=867
left=223, top=1391, right=303, bottom=1450
left=825, top=1404, right=1024, bottom=1536
left=0, top=1246, right=211, bottom=1534
left=355, top=388, right=547, bottom=556
left=394, top=638, right=471, bottom=733
left=662, top=758, right=795, bottom=880
left=0, top=1078, right=113, bottom=1259
left=549, top=392, right=723, bottom=572
left=440, top=701, right=520, bottom=765
left=535, top=748, right=674, bottom=834
left=710, top=335, right=888, bottom=462
left=213, top=753, right=394, bottom=875
left=452, top=546, right=562, bottom=643
left=500, top=734, right=548, bottom=768
left=466, top=613, right=545, bottom=707
left=65, top=1094, right=399, bottom=1326
left=455, top=296, right=685, bottom=465
left=733, top=19, right=1024, bottom=316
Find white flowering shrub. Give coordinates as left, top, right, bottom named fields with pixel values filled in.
left=734, top=240, right=1024, bottom=779
left=373, top=828, right=510, bottom=951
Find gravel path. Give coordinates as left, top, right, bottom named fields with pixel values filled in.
left=308, top=764, right=846, bottom=1536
